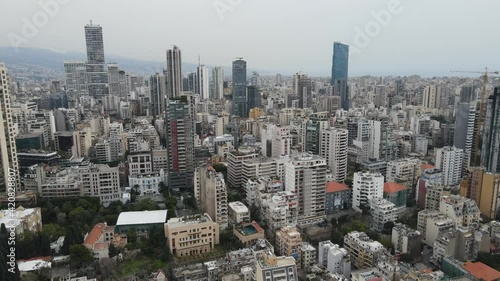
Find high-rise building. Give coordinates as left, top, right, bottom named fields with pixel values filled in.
left=166, top=97, right=194, bottom=190
left=481, top=87, right=500, bottom=172
left=150, top=73, right=167, bottom=117
left=232, top=58, right=247, bottom=117
left=436, top=146, right=464, bottom=186
left=166, top=45, right=182, bottom=98
left=0, top=63, right=20, bottom=191
left=422, top=85, right=444, bottom=109
left=352, top=172, right=384, bottom=209
left=196, top=65, right=209, bottom=99
left=304, top=112, right=329, bottom=155
left=261, top=124, right=292, bottom=158
left=84, top=22, right=108, bottom=99
left=247, top=85, right=261, bottom=113
left=64, top=61, right=88, bottom=96
left=460, top=167, right=500, bottom=219
left=194, top=166, right=228, bottom=229
left=285, top=154, right=327, bottom=224
left=211, top=66, right=224, bottom=99
left=454, top=101, right=478, bottom=172
left=293, top=73, right=312, bottom=108
left=343, top=231, right=384, bottom=269
left=107, top=64, right=120, bottom=96
left=460, top=85, right=475, bottom=103
left=319, top=128, right=348, bottom=182
left=331, top=42, right=349, bottom=110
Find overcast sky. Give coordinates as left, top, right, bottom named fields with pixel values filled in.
left=1, top=0, right=498, bottom=76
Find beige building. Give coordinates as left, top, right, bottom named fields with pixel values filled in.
left=255, top=251, right=297, bottom=281
left=275, top=226, right=302, bottom=265
left=165, top=213, right=219, bottom=258
left=233, top=221, right=265, bottom=247
left=417, top=210, right=455, bottom=246
left=460, top=167, right=500, bottom=219
left=343, top=231, right=384, bottom=270
left=194, top=166, right=229, bottom=228
left=228, top=201, right=250, bottom=223
left=0, top=206, right=42, bottom=234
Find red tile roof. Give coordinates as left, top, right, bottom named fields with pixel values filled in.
left=326, top=182, right=350, bottom=193
left=83, top=223, right=106, bottom=246
left=464, top=261, right=500, bottom=281
left=421, top=164, right=434, bottom=170
left=384, top=182, right=408, bottom=193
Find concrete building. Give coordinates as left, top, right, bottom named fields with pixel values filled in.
left=435, top=146, right=464, bottom=186
left=352, top=172, right=384, bottom=210
left=84, top=23, right=108, bottom=99
left=417, top=210, right=455, bottom=246
left=228, top=201, right=250, bottom=223
left=439, top=195, right=480, bottom=227
left=211, top=67, right=224, bottom=99
left=166, top=45, right=182, bottom=98
left=78, top=164, right=121, bottom=206
left=432, top=226, right=475, bottom=265
left=64, top=61, right=88, bottom=95
left=481, top=87, right=500, bottom=172
left=232, top=59, right=248, bottom=117
left=319, top=128, right=348, bottom=182
left=391, top=223, right=422, bottom=257
left=275, top=226, right=302, bottom=263
left=128, top=170, right=166, bottom=196
left=460, top=167, right=500, bottom=219
left=454, top=101, right=478, bottom=172
left=196, top=65, right=209, bottom=99
left=370, top=198, right=398, bottom=232
left=325, top=182, right=351, bottom=214
left=318, top=241, right=350, bottom=278
left=233, top=221, right=265, bottom=247
left=227, top=148, right=258, bottom=189
left=425, top=184, right=450, bottom=211
left=255, top=251, right=297, bottom=281
left=128, top=151, right=153, bottom=176
left=0, top=63, right=21, bottom=190
left=115, top=210, right=168, bottom=236
left=260, top=191, right=298, bottom=237
left=0, top=207, right=42, bottom=235
left=343, top=231, right=384, bottom=270
left=300, top=242, right=317, bottom=271
left=416, top=168, right=443, bottom=208
left=165, top=213, right=219, bottom=257
left=194, top=166, right=228, bottom=229
left=422, top=85, right=443, bottom=109
left=261, top=124, right=292, bottom=158
left=386, top=158, right=420, bottom=189
left=285, top=154, right=327, bottom=224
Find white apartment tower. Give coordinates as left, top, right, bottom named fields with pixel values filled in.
left=211, top=66, right=224, bottom=99
left=0, top=63, right=20, bottom=190
left=196, top=65, right=210, bottom=99
left=352, top=172, right=384, bottom=209
left=435, top=146, right=464, bottom=186
left=166, top=45, right=182, bottom=98
left=319, top=128, right=348, bottom=182
left=261, top=124, right=292, bottom=158
left=285, top=154, right=327, bottom=224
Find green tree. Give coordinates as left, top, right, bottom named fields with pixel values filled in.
left=383, top=221, right=395, bottom=235
left=108, top=243, right=119, bottom=258
left=69, top=245, right=93, bottom=268
left=42, top=224, right=66, bottom=242
left=126, top=229, right=137, bottom=244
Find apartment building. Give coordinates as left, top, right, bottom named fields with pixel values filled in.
left=343, top=231, right=384, bottom=270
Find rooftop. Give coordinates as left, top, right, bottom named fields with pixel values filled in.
left=384, top=182, right=408, bottom=193
left=463, top=261, right=500, bottom=281
left=18, top=256, right=51, bottom=272
left=326, top=181, right=350, bottom=193
left=421, top=164, right=435, bottom=170
left=116, top=210, right=168, bottom=226
left=83, top=223, right=106, bottom=246
left=229, top=201, right=249, bottom=213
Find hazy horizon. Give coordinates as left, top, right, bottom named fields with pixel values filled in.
left=1, top=0, right=499, bottom=77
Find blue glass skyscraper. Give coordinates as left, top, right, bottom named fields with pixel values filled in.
left=232, top=58, right=247, bottom=117
left=331, top=42, right=349, bottom=110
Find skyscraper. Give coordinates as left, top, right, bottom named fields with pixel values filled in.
left=331, top=42, right=349, bottom=110
left=196, top=65, right=209, bottom=99
left=319, top=128, right=348, bottom=182
left=232, top=58, right=247, bottom=117
left=0, top=63, right=20, bottom=191
left=166, top=97, right=194, bottom=190
left=64, top=61, right=88, bottom=96
left=84, top=22, right=108, bottom=99
left=481, top=87, right=500, bottom=172
left=454, top=101, right=478, bottom=172
left=436, top=146, right=464, bottom=186
left=293, top=73, right=312, bottom=108
left=166, top=45, right=182, bottom=98
left=150, top=73, right=167, bottom=117
left=211, top=66, right=224, bottom=99
left=246, top=85, right=261, bottom=113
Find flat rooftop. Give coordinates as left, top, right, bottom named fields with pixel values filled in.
left=116, top=210, right=167, bottom=226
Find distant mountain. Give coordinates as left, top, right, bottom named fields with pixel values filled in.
left=0, top=47, right=277, bottom=78
left=0, top=47, right=199, bottom=75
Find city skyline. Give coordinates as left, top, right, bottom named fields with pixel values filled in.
left=1, top=0, right=499, bottom=77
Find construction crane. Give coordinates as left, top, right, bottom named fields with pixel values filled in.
left=450, top=68, right=500, bottom=165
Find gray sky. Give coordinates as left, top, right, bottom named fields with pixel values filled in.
left=1, top=0, right=498, bottom=76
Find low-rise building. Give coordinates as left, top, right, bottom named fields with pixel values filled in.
left=228, top=201, right=250, bottom=223
left=233, top=221, right=265, bottom=247
left=165, top=213, right=220, bottom=257
left=0, top=206, right=42, bottom=234
left=343, top=231, right=384, bottom=270
left=128, top=170, right=166, bottom=196
left=325, top=182, right=351, bottom=214
left=255, top=251, right=297, bottom=281
left=417, top=209, right=455, bottom=246
left=115, top=210, right=168, bottom=236
left=369, top=198, right=397, bottom=232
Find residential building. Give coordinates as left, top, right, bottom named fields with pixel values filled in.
left=275, top=226, right=302, bottom=263
left=481, top=87, right=500, bottom=172
left=197, top=65, right=209, bottom=99
left=454, top=101, right=478, bottom=171
left=194, top=166, right=228, bottom=229
left=64, top=61, right=87, bottom=95
left=261, top=124, right=292, bottom=158
left=285, top=154, right=327, bottom=224
left=343, top=231, right=384, bottom=269
left=233, top=221, right=265, bottom=247
left=439, top=195, right=480, bottom=227
left=391, top=223, right=422, bottom=257
left=424, top=184, right=450, bottom=211
left=432, top=226, right=475, bottom=265
left=386, top=158, right=420, bottom=189
left=352, top=172, right=384, bottom=210
left=128, top=170, right=166, bottom=196
left=325, top=182, right=351, bottom=214
left=304, top=112, right=329, bottom=155
left=164, top=213, right=220, bottom=257
left=150, top=73, right=167, bottom=117
left=78, top=164, right=121, bottom=206
left=417, top=210, right=455, bottom=246
left=320, top=128, right=348, bottom=182
left=369, top=198, right=397, bottom=232
left=260, top=190, right=298, bottom=237
left=211, top=67, right=224, bottom=99
left=318, top=241, right=350, bottom=278
left=128, top=151, right=153, bottom=176
left=255, top=251, right=297, bottom=281
left=0, top=207, right=42, bottom=235
left=0, top=63, right=20, bottom=191
left=227, top=148, right=258, bottom=189
left=435, top=146, right=464, bottom=186
left=300, top=242, right=317, bottom=271
left=166, top=45, right=182, bottom=98
left=228, top=201, right=250, bottom=223
left=460, top=167, right=500, bottom=219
